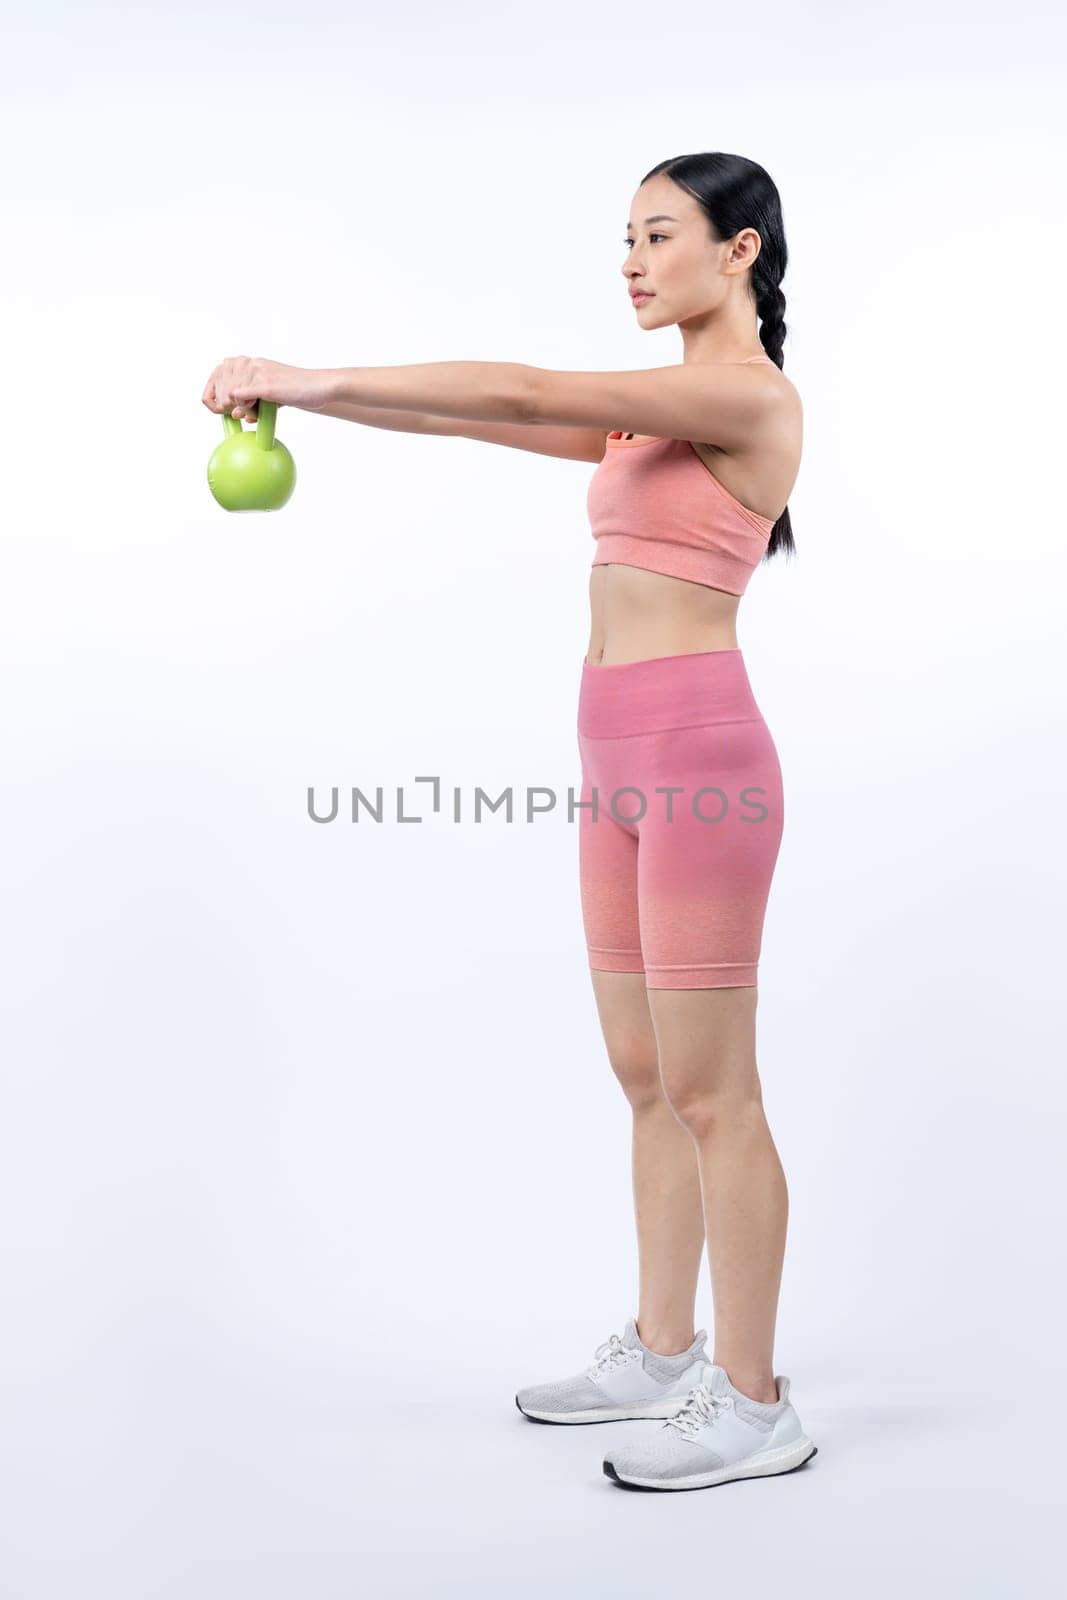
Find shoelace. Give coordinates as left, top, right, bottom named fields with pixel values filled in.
left=665, top=1382, right=731, bottom=1439
left=585, top=1332, right=636, bottom=1378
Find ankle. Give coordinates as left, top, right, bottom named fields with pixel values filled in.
left=635, top=1318, right=696, bottom=1357
left=713, top=1363, right=779, bottom=1405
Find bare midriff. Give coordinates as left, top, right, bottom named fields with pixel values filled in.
left=584, top=562, right=741, bottom=667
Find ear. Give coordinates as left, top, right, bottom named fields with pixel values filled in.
left=727, top=227, right=762, bottom=272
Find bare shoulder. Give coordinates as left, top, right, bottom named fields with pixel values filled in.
left=690, top=364, right=802, bottom=516
left=753, top=362, right=803, bottom=440
left=749, top=359, right=801, bottom=403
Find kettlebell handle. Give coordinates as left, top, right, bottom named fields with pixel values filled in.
left=221, top=398, right=278, bottom=451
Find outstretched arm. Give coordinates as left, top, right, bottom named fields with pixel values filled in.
left=327, top=357, right=785, bottom=450
left=207, top=354, right=786, bottom=452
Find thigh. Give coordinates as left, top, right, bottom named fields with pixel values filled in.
left=636, top=717, right=785, bottom=991
left=578, top=734, right=644, bottom=976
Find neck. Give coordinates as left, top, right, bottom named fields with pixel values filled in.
left=678, top=308, right=763, bottom=366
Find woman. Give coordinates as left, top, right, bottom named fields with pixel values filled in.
left=202, top=150, right=816, bottom=1494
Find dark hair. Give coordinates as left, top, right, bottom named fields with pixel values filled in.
left=640, top=152, right=795, bottom=562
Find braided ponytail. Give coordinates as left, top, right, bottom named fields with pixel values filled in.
left=639, top=152, right=796, bottom=562
left=753, top=270, right=787, bottom=369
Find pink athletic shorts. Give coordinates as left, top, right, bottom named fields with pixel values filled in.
left=577, top=648, right=784, bottom=989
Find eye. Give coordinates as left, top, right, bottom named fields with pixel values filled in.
left=622, top=234, right=667, bottom=248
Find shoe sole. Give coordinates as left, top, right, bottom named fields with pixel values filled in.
left=603, top=1438, right=818, bottom=1490
left=515, top=1394, right=692, bottom=1425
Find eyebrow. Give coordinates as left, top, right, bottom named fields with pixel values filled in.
left=625, top=214, right=679, bottom=229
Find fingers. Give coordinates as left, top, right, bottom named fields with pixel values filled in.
left=219, top=356, right=243, bottom=416
left=202, top=356, right=258, bottom=418
left=227, top=356, right=251, bottom=417
left=202, top=358, right=236, bottom=414
left=201, top=364, right=223, bottom=412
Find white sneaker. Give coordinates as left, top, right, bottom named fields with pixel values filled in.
left=603, top=1361, right=818, bottom=1489
left=515, top=1317, right=709, bottom=1425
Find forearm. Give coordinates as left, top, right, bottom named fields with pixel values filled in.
left=323, top=361, right=536, bottom=424
left=316, top=398, right=437, bottom=434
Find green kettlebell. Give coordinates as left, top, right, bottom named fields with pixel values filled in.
left=207, top=400, right=296, bottom=511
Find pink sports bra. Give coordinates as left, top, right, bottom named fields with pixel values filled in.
left=586, top=354, right=779, bottom=597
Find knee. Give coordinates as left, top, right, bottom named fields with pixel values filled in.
left=659, top=1065, right=764, bottom=1138
left=604, top=1032, right=664, bottom=1110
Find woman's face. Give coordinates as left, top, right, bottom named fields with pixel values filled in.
left=622, top=177, right=757, bottom=330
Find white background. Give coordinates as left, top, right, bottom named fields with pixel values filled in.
left=2, top=2, right=1065, bottom=1594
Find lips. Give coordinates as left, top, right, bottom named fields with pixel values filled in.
left=630, top=290, right=654, bottom=301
